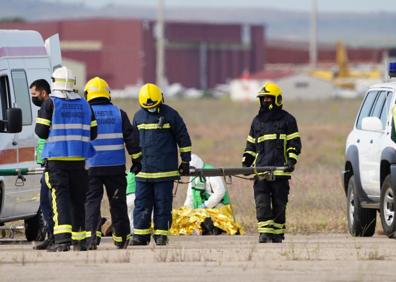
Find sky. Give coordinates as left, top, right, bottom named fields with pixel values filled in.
left=44, top=0, right=396, bottom=13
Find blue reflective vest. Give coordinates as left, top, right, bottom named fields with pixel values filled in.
left=42, top=97, right=95, bottom=160
left=87, top=104, right=125, bottom=167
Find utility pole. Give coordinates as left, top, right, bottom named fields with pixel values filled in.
left=309, top=0, right=318, bottom=70
left=156, top=0, right=166, bottom=89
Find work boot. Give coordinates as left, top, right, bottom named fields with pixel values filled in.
left=47, top=243, right=71, bottom=252
left=258, top=233, right=272, bottom=243
left=130, top=235, right=150, bottom=246
left=86, top=236, right=98, bottom=250
left=153, top=235, right=168, bottom=246
left=114, top=235, right=130, bottom=249
left=272, top=234, right=284, bottom=243
left=33, top=234, right=54, bottom=250
left=72, top=240, right=88, bottom=251
left=115, top=240, right=129, bottom=249
left=87, top=242, right=97, bottom=250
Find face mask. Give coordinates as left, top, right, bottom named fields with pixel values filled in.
left=32, top=96, right=43, bottom=107
left=148, top=108, right=157, bottom=113
left=259, top=97, right=274, bottom=111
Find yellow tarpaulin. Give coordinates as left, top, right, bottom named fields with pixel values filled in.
left=170, top=204, right=245, bottom=235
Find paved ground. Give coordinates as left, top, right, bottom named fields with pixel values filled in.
left=0, top=234, right=395, bottom=282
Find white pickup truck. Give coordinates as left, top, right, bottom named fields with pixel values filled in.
left=0, top=30, right=61, bottom=241
left=344, top=71, right=396, bottom=238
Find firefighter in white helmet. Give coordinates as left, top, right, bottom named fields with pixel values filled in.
left=35, top=66, right=97, bottom=252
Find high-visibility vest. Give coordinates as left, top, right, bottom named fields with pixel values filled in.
left=42, top=97, right=95, bottom=160
left=87, top=104, right=125, bottom=167
left=192, top=163, right=230, bottom=208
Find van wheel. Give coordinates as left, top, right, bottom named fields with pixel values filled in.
left=380, top=175, right=396, bottom=237
left=24, top=209, right=46, bottom=242
left=347, top=176, right=376, bottom=236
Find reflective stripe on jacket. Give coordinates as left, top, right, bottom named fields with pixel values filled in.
left=87, top=104, right=125, bottom=167
left=244, top=108, right=301, bottom=179
left=42, top=96, right=96, bottom=160
left=133, top=104, right=191, bottom=182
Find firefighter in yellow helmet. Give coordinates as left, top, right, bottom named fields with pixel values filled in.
left=242, top=81, right=302, bottom=243
left=84, top=77, right=141, bottom=249
left=131, top=83, right=192, bottom=246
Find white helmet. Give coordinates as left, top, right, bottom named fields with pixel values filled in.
left=191, top=153, right=204, bottom=169
left=51, top=66, right=76, bottom=92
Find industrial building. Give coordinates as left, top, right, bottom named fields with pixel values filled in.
left=0, top=19, right=265, bottom=90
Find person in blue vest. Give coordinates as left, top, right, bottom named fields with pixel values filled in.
left=132, top=83, right=192, bottom=246
left=84, top=77, right=141, bottom=250
left=30, top=79, right=53, bottom=250
left=35, top=66, right=97, bottom=252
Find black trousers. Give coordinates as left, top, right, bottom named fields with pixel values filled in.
left=85, top=174, right=130, bottom=244
left=253, top=178, right=290, bottom=236
left=45, top=165, right=88, bottom=244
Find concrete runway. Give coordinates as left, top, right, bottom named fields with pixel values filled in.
left=0, top=234, right=395, bottom=282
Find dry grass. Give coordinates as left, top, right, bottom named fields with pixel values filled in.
left=107, top=97, right=362, bottom=234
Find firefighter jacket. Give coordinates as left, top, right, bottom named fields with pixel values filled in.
left=243, top=108, right=301, bottom=178
left=87, top=99, right=141, bottom=175
left=133, top=103, right=192, bottom=182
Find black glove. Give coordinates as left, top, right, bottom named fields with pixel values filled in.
left=178, top=161, right=190, bottom=176
left=242, top=153, right=255, bottom=167
left=284, top=159, right=296, bottom=173
left=130, top=161, right=142, bottom=175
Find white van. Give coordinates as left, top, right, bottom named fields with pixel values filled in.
left=0, top=30, right=61, bottom=241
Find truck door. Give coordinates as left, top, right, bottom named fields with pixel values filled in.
left=364, top=90, right=390, bottom=198
left=357, top=90, right=379, bottom=192
left=45, top=34, right=62, bottom=71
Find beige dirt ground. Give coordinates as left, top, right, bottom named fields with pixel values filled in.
left=0, top=235, right=395, bottom=282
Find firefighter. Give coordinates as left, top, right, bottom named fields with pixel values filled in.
left=35, top=66, right=97, bottom=252
left=242, top=82, right=301, bottom=243
left=184, top=154, right=230, bottom=209
left=132, top=83, right=192, bottom=246
left=84, top=77, right=141, bottom=250
left=30, top=79, right=53, bottom=250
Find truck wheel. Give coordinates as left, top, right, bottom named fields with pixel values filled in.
left=347, top=176, right=376, bottom=236
left=24, top=209, right=46, bottom=242
left=380, top=175, right=396, bottom=238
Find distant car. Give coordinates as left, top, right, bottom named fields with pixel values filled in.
left=344, top=80, right=396, bottom=238
left=0, top=30, right=61, bottom=241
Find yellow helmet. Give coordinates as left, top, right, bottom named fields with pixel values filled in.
left=138, top=83, right=163, bottom=109
left=257, top=82, right=283, bottom=106
left=84, top=76, right=110, bottom=102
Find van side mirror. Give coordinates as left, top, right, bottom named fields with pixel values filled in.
left=361, top=116, right=383, bottom=132
left=0, top=108, right=22, bottom=133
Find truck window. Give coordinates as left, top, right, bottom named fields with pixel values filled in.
left=0, top=75, right=11, bottom=120
left=11, top=70, right=32, bottom=125
left=380, top=91, right=393, bottom=127
left=371, top=91, right=387, bottom=118
left=356, top=91, right=378, bottom=129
